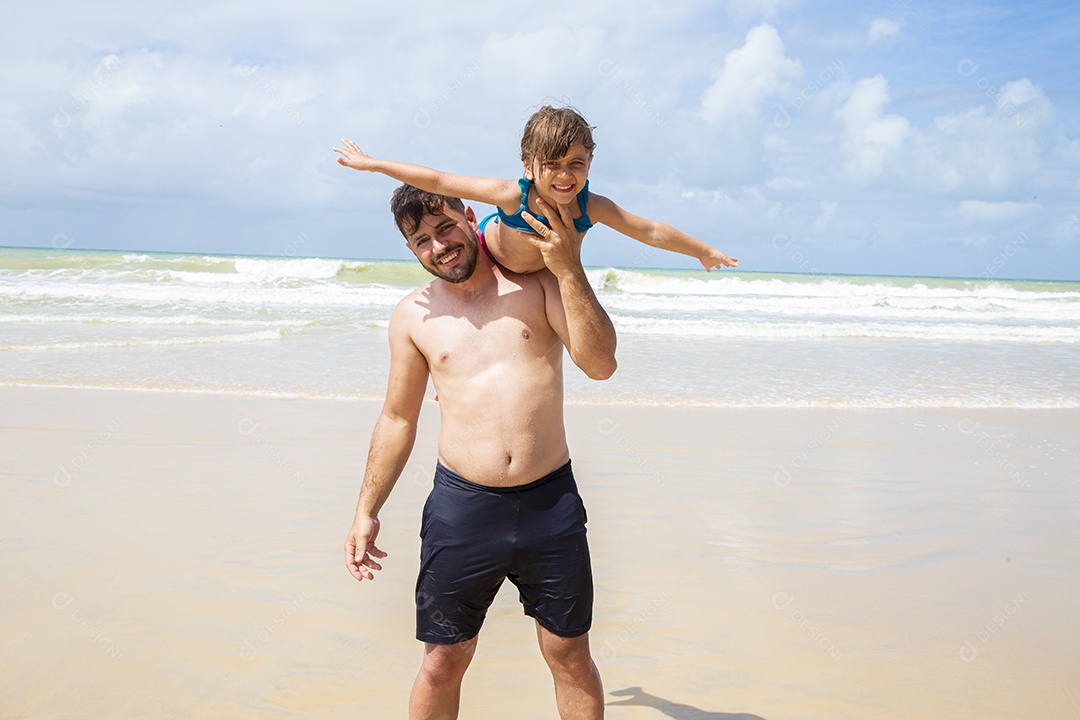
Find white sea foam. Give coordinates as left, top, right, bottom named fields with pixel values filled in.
left=0, top=379, right=382, bottom=402
left=2, top=376, right=1073, bottom=409
left=563, top=395, right=1080, bottom=410
left=233, top=257, right=346, bottom=280
left=593, top=271, right=1079, bottom=312
left=0, top=313, right=313, bottom=328
left=591, top=268, right=1080, bottom=301
left=610, top=315, right=1080, bottom=343
left=0, top=278, right=407, bottom=308
left=0, top=330, right=282, bottom=353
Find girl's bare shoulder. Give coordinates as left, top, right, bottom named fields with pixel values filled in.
left=583, top=191, right=621, bottom=222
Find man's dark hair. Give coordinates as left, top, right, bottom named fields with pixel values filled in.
left=390, top=185, right=466, bottom=238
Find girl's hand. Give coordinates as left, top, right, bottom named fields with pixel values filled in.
left=700, top=246, right=738, bottom=271
left=333, top=139, right=376, bottom=171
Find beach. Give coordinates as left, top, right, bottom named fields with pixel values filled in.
left=3, top=386, right=1077, bottom=719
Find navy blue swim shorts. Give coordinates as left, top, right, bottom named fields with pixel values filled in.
left=415, top=459, right=593, bottom=645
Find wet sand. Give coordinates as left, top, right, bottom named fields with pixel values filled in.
left=2, top=386, right=1078, bottom=719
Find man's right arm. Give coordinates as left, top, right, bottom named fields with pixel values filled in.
left=521, top=199, right=618, bottom=380
left=345, top=298, right=429, bottom=582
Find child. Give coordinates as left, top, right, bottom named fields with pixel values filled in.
left=334, top=105, right=737, bottom=274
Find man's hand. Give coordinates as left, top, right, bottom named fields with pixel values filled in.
left=519, top=198, right=584, bottom=278
left=345, top=515, right=388, bottom=582
left=700, top=246, right=738, bottom=271
left=333, top=139, right=377, bottom=172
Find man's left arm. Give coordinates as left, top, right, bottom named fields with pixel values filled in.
left=520, top=198, right=617, bottom=380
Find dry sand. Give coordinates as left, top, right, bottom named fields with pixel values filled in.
left=2, top=386, right=1078, bottom=719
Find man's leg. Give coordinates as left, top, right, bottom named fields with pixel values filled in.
left=409, top=635, right=479, bottom=720
left=535, top=623, right=604, bottom=720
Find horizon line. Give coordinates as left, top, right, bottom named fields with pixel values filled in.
left=1, top=243, right=1076, bottom=285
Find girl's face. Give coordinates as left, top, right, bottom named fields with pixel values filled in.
left=527, top=142, right=592, bottom=207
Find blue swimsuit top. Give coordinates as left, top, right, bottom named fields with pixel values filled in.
left=493, top=178, right=594, bottom=234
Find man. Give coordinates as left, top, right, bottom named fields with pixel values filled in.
left=344, top=185, right=617, bottom=720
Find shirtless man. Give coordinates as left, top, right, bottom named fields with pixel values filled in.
left=344, top=184, right=617, bottom=720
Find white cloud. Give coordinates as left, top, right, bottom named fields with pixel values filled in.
left=699, top=24, right=802, bottom=130
left=1052, top=214, right=1079, bottom=242
left=830, top=73, right=1052, bottom=195
left=80, top=51, right=161, bottom=131
left=835, top=74, right=912, bottom=183
left=726, top=0, right=801, bottom=21
left=993, top=77, right=1052, bottom=125
left=908, top=78, right=1052, bottom=194
left=1065, top=138, right=1080, bottom=165
left=479, top=26, right=607, bottom=109
left=813, top=200, right=840, bottom=232
left=958, top=200, right=1037, bottom=224
left=867, top=18, right=902, bottom=45
left=30, top=44, right=335, bottom=208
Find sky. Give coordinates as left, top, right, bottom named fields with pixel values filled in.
left=2, top=0, right=1079, bottom=280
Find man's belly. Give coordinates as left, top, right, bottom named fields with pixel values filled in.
left=434, top=400, right=569, bottom=487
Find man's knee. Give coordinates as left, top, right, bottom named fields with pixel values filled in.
left=538, top=630, right=594, bottom=675
left=418, top=639, right=477, bottom=685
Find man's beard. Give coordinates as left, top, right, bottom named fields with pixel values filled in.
left=423, top=231, right=480, bottom=283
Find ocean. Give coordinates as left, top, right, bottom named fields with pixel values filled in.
left=2, top=246, right=1078, bottom=408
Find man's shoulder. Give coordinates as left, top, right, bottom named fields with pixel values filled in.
left=396, top=283, right=432, bottom=308
left=388, top=284, right=430, bottom=329
left=524, top=266, right=557, bottom=295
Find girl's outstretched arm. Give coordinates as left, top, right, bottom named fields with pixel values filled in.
left=588, top=193, right=738, bottom=271
left=333, top=139, right=519, bottom=209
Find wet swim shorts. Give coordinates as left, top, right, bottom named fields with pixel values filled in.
left=415, top=460, right=593, bottom=645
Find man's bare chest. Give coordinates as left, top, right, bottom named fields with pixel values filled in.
left=415, top=305, right=556, bottom=371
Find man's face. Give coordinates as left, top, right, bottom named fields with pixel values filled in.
left=405, top=205, right=480, bottom=284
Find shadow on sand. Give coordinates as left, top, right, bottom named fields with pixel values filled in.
left=607, top=687, right=768, bottom=720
